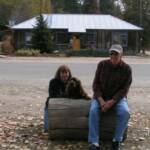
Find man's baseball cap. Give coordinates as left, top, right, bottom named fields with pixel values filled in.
left=109, top=44, right=123, bottom=54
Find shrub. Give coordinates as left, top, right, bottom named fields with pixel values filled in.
left=15, top=48, right=40, bottom=56
left=62, top=49, right=109, bottom=57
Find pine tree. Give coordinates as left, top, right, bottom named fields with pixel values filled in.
left=122, top=0, right=140, bottom=25
left=0, top=3, right=12, bottom=25
left=82, top=0, right=99, bottom=14
left=100, top=0, right=116, bottom=15
left=31, top=14, right=53, bottom=53
left=51, top=0, right=63, bottom=13
left=63, top=0, right=80, bottom=13
left=122, top=0, right=150, bottom=48
left=51, top=0, right=80, bottom=13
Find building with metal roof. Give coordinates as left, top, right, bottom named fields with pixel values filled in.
left=12, top=14, right=143, bottom=53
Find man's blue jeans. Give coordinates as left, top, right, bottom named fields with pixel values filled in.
left=88, top=98, right=130, bottom=143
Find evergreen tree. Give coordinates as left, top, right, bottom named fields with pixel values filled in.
left=63, top=0, right=80, bottom=13
left=112, top=1, right=122, bottom=18
left=82, top=0, right=121, bottom=15
left=51, top=0, right=64, bottom=13
left=99, top=0, right=122, bottom=17
left=0, top=0, right=51, bottom=26
left=31, top=14, right=53, bottom=53
left=82, top=0, right=100, bottom=14
left=100, top=0, right=114, bottom=14
left=11, top=0, right=31, bottom=24
left=122, top=0, right=140, bottom=25
left=122, top=0, right=150, bottom=48
left=0, top=3, right=11, bottom=25
left=11, top=0, right=51, bottom=24
left=51, top=0, right=80, bottom=13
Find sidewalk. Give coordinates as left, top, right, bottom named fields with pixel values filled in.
left=1, top=55, right=150, bottom=65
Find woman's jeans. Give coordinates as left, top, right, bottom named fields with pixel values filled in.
left=44, top=105, right=49, bottom=132
left=44, top=97, right=50, bottom=132
left=88, top=98, right=130, bottom=143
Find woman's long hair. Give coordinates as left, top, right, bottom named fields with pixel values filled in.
left=55, top=65, right=72, bottom=80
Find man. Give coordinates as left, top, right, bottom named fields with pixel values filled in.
left=88, top=44, right=132, bottom=150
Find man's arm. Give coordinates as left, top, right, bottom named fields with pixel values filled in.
left=102, top=65, right=132, bottom=112
left=93, top=62, right=106, bottom=107
left=97, top=96, right=106, bottom=107
left=113, top=66, right=132, bottom=102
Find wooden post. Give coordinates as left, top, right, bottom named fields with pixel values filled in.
left=135, top=31, right=140, bottom=54
left=48, top=98, right=127, bottom=141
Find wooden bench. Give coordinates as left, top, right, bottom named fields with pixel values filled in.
left=48, top=98, right=127, bottom=141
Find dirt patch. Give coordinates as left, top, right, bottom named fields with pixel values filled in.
left=0, top=56, right=150, bottom=150
left=0, top=83, right=150, bottom=150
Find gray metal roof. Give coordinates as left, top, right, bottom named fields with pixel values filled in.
left=12, top=14, right=142, bottom=32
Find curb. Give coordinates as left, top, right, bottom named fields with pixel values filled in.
left=0, top=55, right=7, bottom=58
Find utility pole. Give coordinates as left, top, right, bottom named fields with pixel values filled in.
left=51, top=0, right=55, bottom=13
left=139, top=0, right=142, bottom=27
left=139, top=0, right=144, bottom=54
left=40, top=0, right=42, bottom=15
left=78, top=0, right=82, bottom=13
left=97, top=0, right=100, bottom=13
left=50, top=0, right=52, bottom=13
left=99, top=0, right=101, bottom=13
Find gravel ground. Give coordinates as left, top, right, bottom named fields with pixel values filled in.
left=0, top=56, right=150, bottom=150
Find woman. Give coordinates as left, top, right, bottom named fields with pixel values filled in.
left=44, top=65, right=72, bottom=132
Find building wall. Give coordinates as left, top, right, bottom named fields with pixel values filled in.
left=13, top=29, right=139, bottom=53
left=14, top=30, right=32, bottom=49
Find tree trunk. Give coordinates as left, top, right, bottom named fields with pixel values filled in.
left=48, top=98, right=127, bottom=141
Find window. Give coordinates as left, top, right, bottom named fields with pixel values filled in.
left=120, top=32, right=128, bottom=47
left=24, top=32, right=32, bottom=47
left=112, top=31, right=128, bottom=47
left=81, top=31, right=97, bottom=49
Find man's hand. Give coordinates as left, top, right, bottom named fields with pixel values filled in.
left=97, top=96, right=106, bottom=108
left=101, top=99, right=115, bottom=112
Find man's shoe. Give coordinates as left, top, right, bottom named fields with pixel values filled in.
left=89, top=144, right=100, bottom=150
left=112, top=141, right=121, bottom=150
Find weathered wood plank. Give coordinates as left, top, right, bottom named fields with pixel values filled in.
left=49, top=129, right=127, bottom=141
left=49, top=129, right=118, bottom=141
left=49, top=117, right=88, bottom=129
left=49, top=98, right=91, bottom=108
left=49, top=108, right=89, bottom=118
left=49, top=129, right=88, bottom=140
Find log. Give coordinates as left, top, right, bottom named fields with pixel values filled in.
left=48, top=98, right=127, bottom=141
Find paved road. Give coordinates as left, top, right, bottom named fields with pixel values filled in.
left=0, top=57, right=150, bottom=115
left=0, top=57, right=150, bottom=88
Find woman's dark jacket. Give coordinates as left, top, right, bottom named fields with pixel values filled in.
left=48, top=78, right=67, bottom=98
left=45, top=78, right=67, bottom=107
